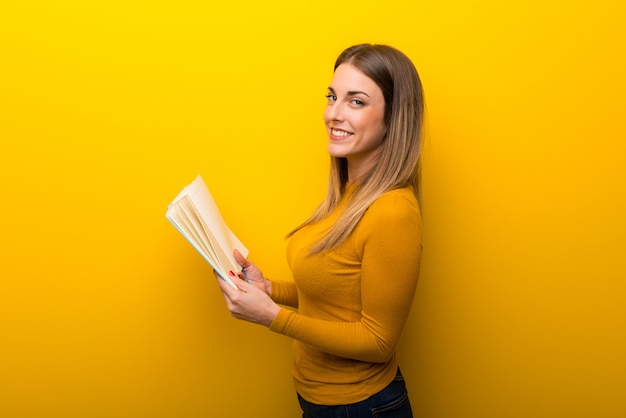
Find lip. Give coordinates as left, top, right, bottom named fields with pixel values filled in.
left=328, top=127, right=353, bottom=140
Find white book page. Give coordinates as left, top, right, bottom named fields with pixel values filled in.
left=166, top=175, right=248, bottom=288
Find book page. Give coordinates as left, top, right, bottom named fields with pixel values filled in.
left=166, top=175, right=248, bottom=289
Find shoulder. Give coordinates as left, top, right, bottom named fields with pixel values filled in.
left=366, top=187, right=421, bottom=219
left=358, top=187, right=422, bottom=235
left=355, top=187, right=422, bottom=248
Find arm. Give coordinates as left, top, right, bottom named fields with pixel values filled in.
left=270, top=193, right=422, bottom=362
left=269, top=280, right=299, bottom=308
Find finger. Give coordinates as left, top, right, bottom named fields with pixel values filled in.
left=231, top=278, right=254, bottom=294
left=233, top=249, right=249, bottom=267
left=215, top=270, right=241, bottom=294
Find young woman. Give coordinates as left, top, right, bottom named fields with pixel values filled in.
left=215, top=44, right=424, bottom=417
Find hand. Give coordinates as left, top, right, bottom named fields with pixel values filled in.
left=233, top=249, right=272, bottom=296
left=214, top=270, right=280, bottom=327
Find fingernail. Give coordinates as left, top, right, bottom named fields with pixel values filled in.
left=228, top=270, right=236, bottom=277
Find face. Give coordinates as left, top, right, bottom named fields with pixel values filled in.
left=324, top=63, right=386, bottom=181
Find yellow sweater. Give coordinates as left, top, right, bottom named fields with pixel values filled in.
left=269, top=184, right=422, bottom=405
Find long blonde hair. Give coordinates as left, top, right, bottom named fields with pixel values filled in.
left=290, top=44, right=424, bottom=253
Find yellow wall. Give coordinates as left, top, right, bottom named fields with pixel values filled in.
left=1, top=1, right=624, bottom=417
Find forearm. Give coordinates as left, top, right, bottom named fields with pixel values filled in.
left=269, top=306, right=409, bottom=363
left=269, top=279, right=299, bottom=308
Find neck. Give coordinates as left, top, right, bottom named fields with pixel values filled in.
left=346, top=152, right=381, bottom=184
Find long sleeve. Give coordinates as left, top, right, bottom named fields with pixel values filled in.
left=269, top=279, right=298, bottom=308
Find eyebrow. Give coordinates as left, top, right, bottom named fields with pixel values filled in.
left=327, top=87, right=370, bottom=97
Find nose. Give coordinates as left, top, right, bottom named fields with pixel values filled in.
left=325, top=101, right=343, bottom=123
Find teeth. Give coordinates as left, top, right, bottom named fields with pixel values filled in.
left=331, top=128, right=351, bottom=137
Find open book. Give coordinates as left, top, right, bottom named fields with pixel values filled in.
left=166, top=175, right=248, bottom=289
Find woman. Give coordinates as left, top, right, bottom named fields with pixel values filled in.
left=216, top=43, right=424, bottom=417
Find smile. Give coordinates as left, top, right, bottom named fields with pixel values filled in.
left=330, top=128, right=353, bottom=138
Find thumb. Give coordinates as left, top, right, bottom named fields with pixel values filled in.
left=233, top=249, right=248, bottom=266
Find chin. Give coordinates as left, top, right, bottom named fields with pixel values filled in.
left=327, top=146, right=348, bottom=159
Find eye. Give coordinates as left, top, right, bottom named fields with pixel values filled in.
left=326, top=94, right=337, bottom=102
left=351, top=99, right=365, bottom=106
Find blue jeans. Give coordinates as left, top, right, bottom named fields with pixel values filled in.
left=297, top=368, right=413, bottom=418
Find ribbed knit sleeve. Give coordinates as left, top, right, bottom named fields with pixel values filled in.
left=269, top=280, right=298, bottom=308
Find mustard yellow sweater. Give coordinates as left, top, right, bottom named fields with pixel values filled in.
left=269, top=184, right=422, bottom=405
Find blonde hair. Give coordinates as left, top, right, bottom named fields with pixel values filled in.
left=290, top=44, right=424, bottom=253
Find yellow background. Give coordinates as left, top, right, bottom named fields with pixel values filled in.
left=1, top=1, right=625, bottom=417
